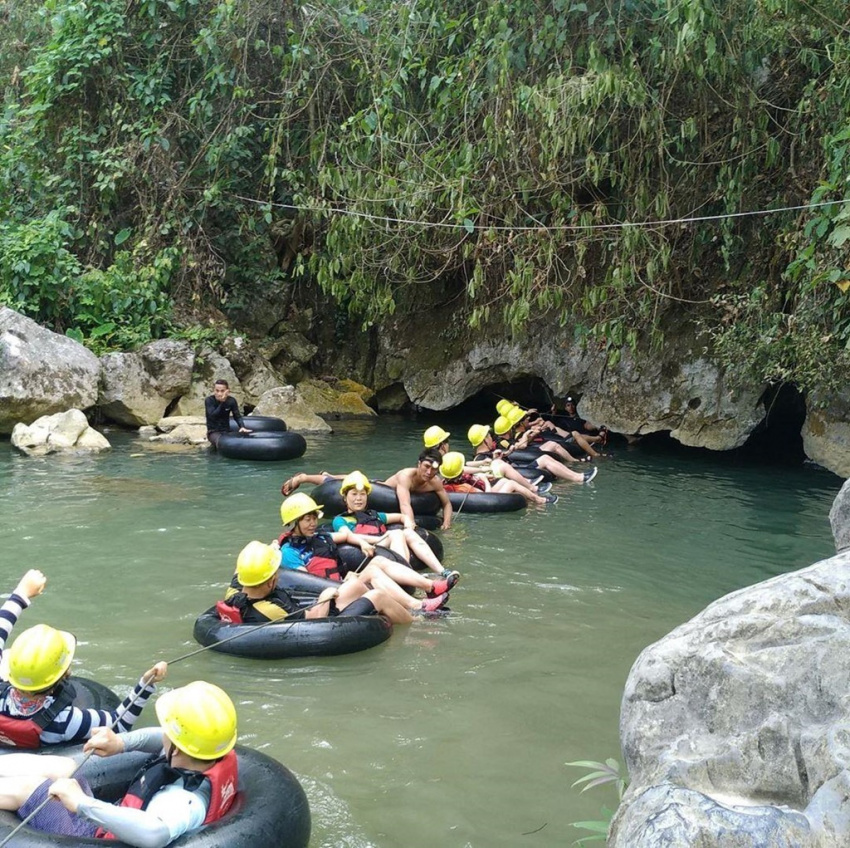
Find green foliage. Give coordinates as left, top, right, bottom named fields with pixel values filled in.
left=566, top=758, right=628, bottom=844
left=0, top=0, right=848, bottom=399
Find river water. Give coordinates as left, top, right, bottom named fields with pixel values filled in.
left=0, top=419, right=841, bottom=847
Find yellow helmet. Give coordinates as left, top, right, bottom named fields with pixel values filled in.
left=7, top=624, right=76, bottom=692
left=155, top=681, right=237, bottom=761
left=467, top=424, right=491, bottom=448
left=236, top=541, right=281, bottom=587
left=507, top=406, right=527, bottom=426
left=423, top=425, right=451, bottom=448
left=280, top=493, right=324, bottom=526
left=493, top=415, right=512, bottom=436
left=440, top=451, right=466, bottom=480
left=340, top=470, right=372, bottom=496
left=495, top=399, right=514, bottom=416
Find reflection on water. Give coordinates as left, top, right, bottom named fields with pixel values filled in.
left=0, top=422, right=841, bottom=847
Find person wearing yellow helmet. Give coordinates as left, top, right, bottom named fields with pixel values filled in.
left=332, top=472, right=459, bottom=583
left=464, top=425, right=554, bottom=496
left=0, top=571, right=167, bottom=750
left=489, top=416, right=599, bottom=485
left=439, top=452, right=558, bottom=505
left=277, top=492, right=452, bottom=614
left=422, top=425, right=451, bottom=453
left=218, top=541, right=416, bottom=625
left=0, top=682, right=240, bottom=846
left=382, top=450, right=454, bottom=531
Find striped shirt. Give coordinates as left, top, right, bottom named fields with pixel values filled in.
left=0, top=592, right=155, bottom=744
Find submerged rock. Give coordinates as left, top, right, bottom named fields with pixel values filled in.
left=612, top=533, right=850, bottom=846
left=11, top=409, right=110, bottom=456
left=0, top=308, right=100, bottom=434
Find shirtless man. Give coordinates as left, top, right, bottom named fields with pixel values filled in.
left=382, top=450, right=453, bottom=531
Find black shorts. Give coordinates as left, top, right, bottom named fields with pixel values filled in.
left=338, top=598, right=377, bottom=618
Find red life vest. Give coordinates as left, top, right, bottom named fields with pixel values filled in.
left=278, top=531, right=342, bottom=581
left=348, top=510, right=386, bottom=536
left=444, top=473, right=486, bottom=493
left=0, top=682, right=75, bottom=749
left=97, top=750, right=239, bottom=839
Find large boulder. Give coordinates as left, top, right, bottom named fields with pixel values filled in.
left=0, top=308, right=101, bottom=434
left=830, top=479, right=850, bottom=553
left=611, top=545, right=850, bottom=847
left=803, top=391, right=850, bottom=479
left=170, top=349, right=242, bottom=417
left=98, top=340, right=194, bottom=426
left=252, top=386, right=332, bottom=433
left=11, top=409, right=110, bottom=456
left=295, top=378, right=377, bottom=419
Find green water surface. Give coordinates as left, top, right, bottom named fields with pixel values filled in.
left=0, top=420, right=841, bottom=847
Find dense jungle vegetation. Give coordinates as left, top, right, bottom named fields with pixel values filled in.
left=0, top=0, right=848, bottom=395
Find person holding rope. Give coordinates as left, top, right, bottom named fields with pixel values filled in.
left=439, top=452, right=558, bottom=505
left=331, top=471, right=458, bottom=580
left=492, top=415, right=598, bottom=484
left=0, top=681, right=238, bottom=847
left=219, top=540, right=417, bottom=625
left=0, top=570, right=167, bottom=748
left=278, top=493, right=452, bottom=614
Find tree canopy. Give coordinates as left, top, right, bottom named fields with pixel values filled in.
left=0, top=0, right=848, bottom=393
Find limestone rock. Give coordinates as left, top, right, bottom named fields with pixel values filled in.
left=386, top=325, right=764, bottom=451
left=0, top=307, right=101, bottom=434
left=611, top=549, right=850, bottom=848
left=156, top=416, right=205, bottom=433
left=99, top=340, right=194, bottom=426
left=252, top=386, right=332, bottom=433
left=296, top=379, right=377, bottom=419
left=373, top=382, right=411, bottom=412
left=148, top=422, right=208, bottom=446
left=11, top=409, right=111, bottom=456
left=831, top=479, right=850, bottom=553
left=170, top=349, right=242, bottom=417
left=803, top=391, right=850, bottom=479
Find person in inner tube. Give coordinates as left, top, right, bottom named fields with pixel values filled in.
left=0, top=681, right=239, bottom=847
left=0, top=570, right=166, bottom=749
left=381, top=449, right=454, bottom=531
left=542, top=396, right=608, bottom=450
left=204, top=378, right=252, bottom=448
left=218, top=540, right=418, bottom=625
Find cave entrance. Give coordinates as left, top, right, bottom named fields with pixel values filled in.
left=740, top=383, right=807, bottom=465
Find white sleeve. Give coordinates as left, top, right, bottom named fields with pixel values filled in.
left=76, top=782, right=208, bottom=848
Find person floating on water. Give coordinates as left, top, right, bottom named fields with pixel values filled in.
left=0, top=681, right=239, bottom=847
left=204, top=379, right=251, bottom=448
left=382, top=450, right=454, bottom=531
left=218, top=540, right=417, bottom=625
left=492, top=415, right=598, bottom=484
left=0, top=570, right=167, bottom=748
left=439, top=451, right=558, bottom=506
left=278, top=493, right=453, bottom=613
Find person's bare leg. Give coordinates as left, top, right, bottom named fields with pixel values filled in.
left=492, top=479, right=546, bottom=504
left=369, top=556, right=434, bottom=592
left=362, top=589, right=413, bottom=624
left=400, top=529, right=444, bottom=574
left=535, top=455, right=584, bottom=483
left=570, top=432, right=599, bottom=458
left=492, top=460, right=538, bottom=493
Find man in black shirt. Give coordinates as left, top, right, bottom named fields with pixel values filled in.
left=204, top=379, right=252, bottom=447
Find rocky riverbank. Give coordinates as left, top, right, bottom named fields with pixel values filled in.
left=610, top=479, right=850, bottom=847
left=1, top=304, right=849, bottom=476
